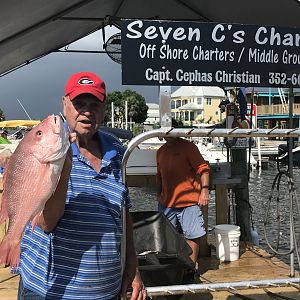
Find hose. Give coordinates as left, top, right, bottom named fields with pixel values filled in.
left=263, top=170, right=300, bottom=268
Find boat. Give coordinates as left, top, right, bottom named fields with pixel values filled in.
left=126, top=135, right=257, bottom=182
left=0, top=120, right=40, bottom=155
left=137, top=122, right=258, bottom=169
left=0, top=120, right=40, bottom=128
left=195, top=137, right=257, bottom=169
left=277, top=145, right=300, bottom=167
left=0, top=120, right=41, bottom=176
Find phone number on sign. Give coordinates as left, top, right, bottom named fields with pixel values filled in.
left=269, top=72, right=300, bottom=86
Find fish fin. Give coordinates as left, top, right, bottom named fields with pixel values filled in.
left=0, top=168, right=8, bottom=224
left=0, top=237, right=21, bottom=268
left=0, top=199, right=8, bottom=224
left=53, top=173, right=62, bottom=195
left=31, top=212, right=43, bottom=232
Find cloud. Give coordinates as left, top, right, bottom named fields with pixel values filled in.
left=0, top=28, right=159, bottom=120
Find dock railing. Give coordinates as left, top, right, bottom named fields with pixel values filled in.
left=257, top=103, right=300, bottom=115
left=121, top=127, right=300, bottom=296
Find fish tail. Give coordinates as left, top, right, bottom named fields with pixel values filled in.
left=0, top=237, right=21, bottom=267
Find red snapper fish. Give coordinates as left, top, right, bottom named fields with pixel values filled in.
left=0, top=115, right=69, bottom=267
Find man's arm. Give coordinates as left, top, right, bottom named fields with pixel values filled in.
left=35, top=152, right=72, bottom=232
left=197, top=171, right=210, bottom=206
left=121, top=210, right=146, bottom=300
left=35, top=133, right=76, bottom=232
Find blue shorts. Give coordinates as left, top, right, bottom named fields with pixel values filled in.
left=158, top=204, right=206, bottom=239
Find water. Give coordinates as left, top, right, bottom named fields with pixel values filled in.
left=248, top=163, right=300, bottom=267
left=129, top=162, right=300, bottom=267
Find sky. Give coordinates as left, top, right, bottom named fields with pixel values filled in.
left=0, top=27, right=160, bottom=121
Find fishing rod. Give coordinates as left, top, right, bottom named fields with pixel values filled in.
left=16, top=98, right=32, bottom=120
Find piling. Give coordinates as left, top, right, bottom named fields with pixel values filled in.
left=231, top=149, right=251, bottom=242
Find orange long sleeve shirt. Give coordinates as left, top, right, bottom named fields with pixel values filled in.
left=156, top=138, right=210, bottom=208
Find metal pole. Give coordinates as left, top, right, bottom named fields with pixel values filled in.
left=248, top=89, right=255, bottom=177
left=288, top=88, right=294, bottom=276
left=111, top=102, right=114, bottom=128
left=122, top=128, right=300, bottom=170
left=125, top=100, right=128, bottom=130
left=257, top=137, right=262, bottom=169
left=288, top=88, right=294, bottom=176
left=16, top=98, right=32, bottom=120
left=144, top=278, right=300, bottom=297
left=256, top=92, right=262, bottom=169
left=159, top=86, right=172, bottom=127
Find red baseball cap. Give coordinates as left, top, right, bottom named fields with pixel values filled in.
left=65, top=72, right=106, bottom=102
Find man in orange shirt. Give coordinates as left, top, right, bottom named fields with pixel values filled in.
left=156, top=120, right=210, bottom=282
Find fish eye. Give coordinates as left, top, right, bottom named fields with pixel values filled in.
left=36, top=130, right=42, bottom=136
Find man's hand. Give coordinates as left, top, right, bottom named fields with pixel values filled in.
left=198, top=188, right=209, bottom=206
left=197, top=171, right=210, bottom=206
left=121, top=268, right=146, bottom=300
left=69, top=132, right=77, bottom=144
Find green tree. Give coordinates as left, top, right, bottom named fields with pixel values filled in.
left=103, top=91, right=124, bottom=126
left=0, top=108, right=5, bottom=121
left=104, top=89, right=148, bottom=126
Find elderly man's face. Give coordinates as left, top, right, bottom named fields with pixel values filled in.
left=63, top=93, right=105, bottom=137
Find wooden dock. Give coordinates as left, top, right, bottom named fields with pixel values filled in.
left=192, top=243, right=300, bottom=300
left=0, top=177, right=299, bottom=299
left=0, top=269, right=19, bottom=299
left=0, top=243, right=299, bottom=299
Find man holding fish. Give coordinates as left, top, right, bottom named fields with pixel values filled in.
left=0, top=72, right=145, bottom=299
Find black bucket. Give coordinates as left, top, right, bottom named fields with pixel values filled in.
left=132, top=211, right=194, bottom=288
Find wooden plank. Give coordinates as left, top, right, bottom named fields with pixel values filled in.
left=231, top=149, right=251, bottom=241
left=0, top=179, right=8, bottom=268
left=195, top=239, right=300, bottom=299
left=215, top=184, right=228, bottom=224
left=0, top=179, right=18, bottom=300
left=199, top=205, right=210, bottom=257
left=181, top=287, right=300, bottom=300
left=126, top=174, right=157, bottom=187
left=0, top=267, right=19, bottom=300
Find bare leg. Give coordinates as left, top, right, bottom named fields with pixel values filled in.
left=183, top=238, right=200, bottom=284
left=186, top=237, right=200, bottom=265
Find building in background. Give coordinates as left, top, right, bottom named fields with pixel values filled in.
left=144, top=102, right=159, bottom=125
left=247, top=87, right=300, bottom=130
left=144, top=87, right=300, bottom=132
left=171, top=86, right=225, bottom=125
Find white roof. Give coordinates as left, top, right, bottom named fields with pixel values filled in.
left=146, top=103, right=159, bottom=109
left=178, top=103, right=203, bottom=110
left=172, top=86, right=225, bottom=98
